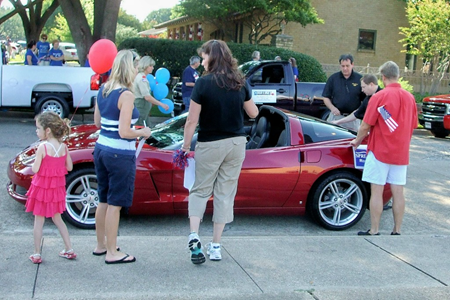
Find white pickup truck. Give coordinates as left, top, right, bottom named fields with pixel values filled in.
left=0, top=58, right=100, bottom=118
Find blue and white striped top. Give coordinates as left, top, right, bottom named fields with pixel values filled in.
left=95, top=86, right=139, bottom=156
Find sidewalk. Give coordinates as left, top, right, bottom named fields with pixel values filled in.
left=2, top=234, right=449, bottom=299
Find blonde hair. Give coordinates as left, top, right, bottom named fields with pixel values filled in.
left=36, top=111, right=71, bottom=141
left=102, top=50, right=135, bottom=97
left=138, top=56, right=155, bottom=73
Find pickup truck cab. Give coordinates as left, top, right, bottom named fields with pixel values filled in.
left=240, top=60, right=327, bottom=119
left=0, top=58, right=101, bottom=118
left=173, top=60, right=327, bottom=119
left=418, top=94, right=450, bottom=138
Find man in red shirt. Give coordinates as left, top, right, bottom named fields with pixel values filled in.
left=351, top=61, right=417, bottom=236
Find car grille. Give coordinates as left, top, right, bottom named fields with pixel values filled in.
left=422, top=102, right=448, bottom=116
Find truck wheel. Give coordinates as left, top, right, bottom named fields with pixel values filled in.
left=35, top=95, right=70, bottom=119
left=431, top=129, right=449, bottom=138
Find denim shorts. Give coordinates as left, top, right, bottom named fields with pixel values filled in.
left=94, top=148, right=136, bottom=208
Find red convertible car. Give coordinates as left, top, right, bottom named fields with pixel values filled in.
left=7, top=106, right=390, bottom=230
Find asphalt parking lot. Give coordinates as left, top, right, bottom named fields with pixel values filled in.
left=0, top=110, right=449, bottom=299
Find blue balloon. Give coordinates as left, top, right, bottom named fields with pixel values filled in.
left=155, top=68, right=170, bottom=85
left=158, top=99, right=174, bottom=114
left=146, top=74, right=156, bottom=90
left=152, top=83, right=169, bottom=100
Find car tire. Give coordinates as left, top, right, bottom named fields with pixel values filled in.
left=35, top=95, right=70, bottom=119
left=62, top=167, right=98, bottom=229
left=431, top=129, right=449, bottom=138
left=307, top=171, right=368, bottom=230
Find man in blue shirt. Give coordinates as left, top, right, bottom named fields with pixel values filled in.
left=36, top=34, right=50, bottom=66
left=181, top=56, right=201, bottom=113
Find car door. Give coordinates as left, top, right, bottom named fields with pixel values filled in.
left=247, top=63, right=295, bottom=109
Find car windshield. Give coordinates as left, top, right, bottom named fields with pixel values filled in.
left=238, top=61, right=262, bottom=76
left=146, top=113, right=196, bottom=150
left=298, top=116, right=356, bottom=144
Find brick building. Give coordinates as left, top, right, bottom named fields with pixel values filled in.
left=154, top=0, right=412, bottom=71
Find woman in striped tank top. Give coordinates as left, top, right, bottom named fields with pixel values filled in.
left=93, top=50, right=151, bottom=264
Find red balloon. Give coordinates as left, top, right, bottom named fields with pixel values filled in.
left=89, top=39, right=117, bottom=74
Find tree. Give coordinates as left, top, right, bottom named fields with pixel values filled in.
left=1, top=0, right=122, bottom=65
left=1, top=0, right=59, bottom=43
left=0, top=6, right=26, bottom=40
left=118, top=8, right=142, bottom=32
left=400, top=0, right=450, bottom=95
left=144, top=8, right=171, bottom=26
left=58, top=0, right=121, bottom=65
left=178, top=0, right=323, bottom=45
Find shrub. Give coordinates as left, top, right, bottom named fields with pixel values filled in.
left=119, top=38, right=326, bottom=83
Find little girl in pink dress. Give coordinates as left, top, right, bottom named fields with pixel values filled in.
left=26, top=111, right=77, bottom=264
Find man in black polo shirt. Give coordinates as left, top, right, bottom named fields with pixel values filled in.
left=322, top=54, right=365, bottom=131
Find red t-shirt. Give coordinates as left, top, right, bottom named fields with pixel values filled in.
left=363, top=83, right=417, bottom=165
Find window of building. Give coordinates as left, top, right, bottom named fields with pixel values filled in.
left=358, top=30, right=376, bottom=51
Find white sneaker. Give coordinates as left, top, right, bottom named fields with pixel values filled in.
left=188, top=232, right=205, bottom=264
left=206, top=242, right=222, bottom=261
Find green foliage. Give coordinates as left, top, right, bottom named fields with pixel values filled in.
left=51, top=13, right=74, bottom=42
left=399, top=0, right=450, bottom=94
left=144, top=8, right=172, bottom=25
left=51, top=0, right=94, bottom=42
left=0, top=7, right=25, bottom=40
left=118, top=8, right=143, bottom=32
left=178, top=0, right=323, bottom=45
left=119, top=37, right=326, bottom=82
left=378, top=77, right=417, bottom=100
left=115, top=24, right=139, bottom=47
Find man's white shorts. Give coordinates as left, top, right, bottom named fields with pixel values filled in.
left=362, top=151, right=407, bottom=185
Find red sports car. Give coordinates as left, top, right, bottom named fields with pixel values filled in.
left=7, top=106, right=390, bottom=230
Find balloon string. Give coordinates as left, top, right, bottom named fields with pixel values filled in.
left=70, top=86, right=90, bottom=123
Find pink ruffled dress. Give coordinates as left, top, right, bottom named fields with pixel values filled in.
left=25, top=143, right=68, bottom=217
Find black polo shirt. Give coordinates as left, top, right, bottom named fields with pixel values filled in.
left=354, top=87, right=382, bottom=119
left=322, top=70, right=365, bottom=114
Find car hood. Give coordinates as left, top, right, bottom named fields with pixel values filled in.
left=424, top=94, right=450, bottom=103
left=66, top=124, right=99, bottom=150
left=16, top=124, right=99, bottom=166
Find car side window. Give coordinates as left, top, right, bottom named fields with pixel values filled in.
left=261, top=65, right=285, bottom=84
left=249, top=68, right=263, bottom=84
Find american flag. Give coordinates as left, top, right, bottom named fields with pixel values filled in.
left=377, top=106, right=398, bottom=132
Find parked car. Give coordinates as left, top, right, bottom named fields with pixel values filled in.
left=419, top=94, right=450, bottom=138
left=7, top=106, right=391, bottom=230
left=58, top=42, right=79, bottom=62
left=172, top=82, right=183, bottom=113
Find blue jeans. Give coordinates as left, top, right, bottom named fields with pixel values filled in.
left=183, top=96, right=191, bottom=113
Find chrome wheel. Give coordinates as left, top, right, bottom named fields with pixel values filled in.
left=63, top=168, right=98, bottom=229
left=309, top=172, right=368, bottom=230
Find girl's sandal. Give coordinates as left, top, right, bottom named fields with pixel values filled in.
left=59, top=249, right=77, bottom=259
left=29, top=253, right=42, bottom=264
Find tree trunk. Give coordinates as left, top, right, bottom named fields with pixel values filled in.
left=57, top=0, right=92, bottom=65
left=10, top=0, right=58, bottom=42
left=58, top=0, right=121, bottom=66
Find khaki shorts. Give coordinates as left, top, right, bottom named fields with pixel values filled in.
left=188, top=136, right=246, bottom=224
